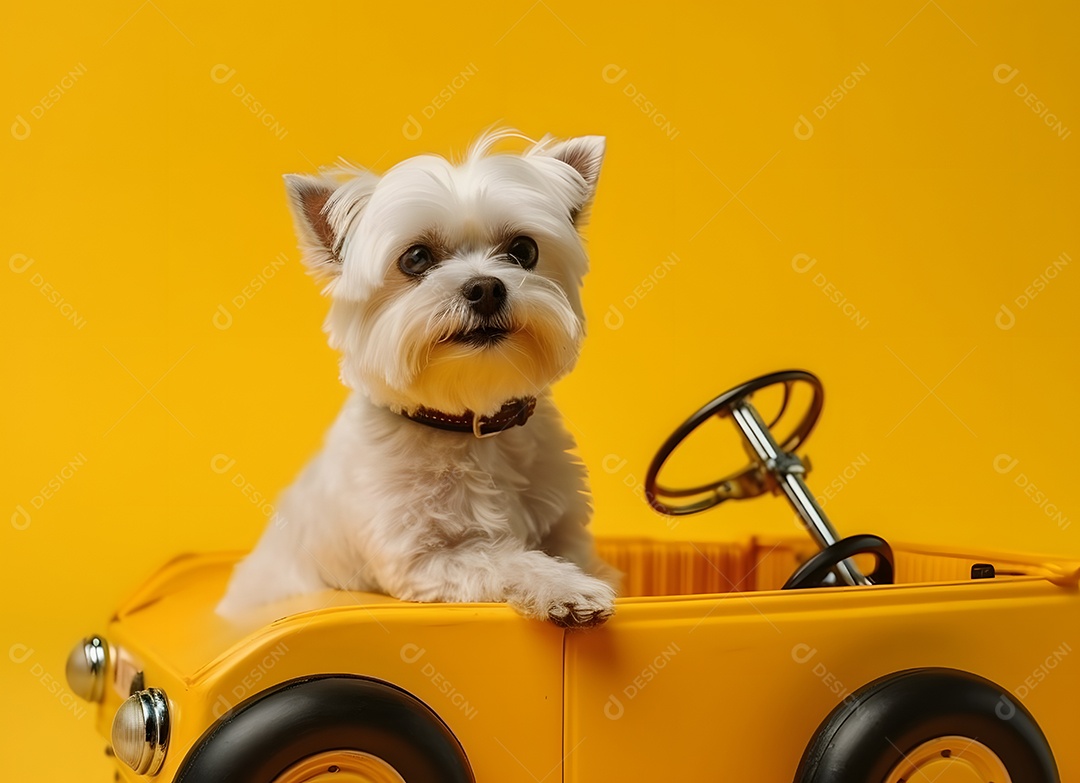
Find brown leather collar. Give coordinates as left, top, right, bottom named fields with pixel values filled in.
left=404, top=397, right=537, bottom=438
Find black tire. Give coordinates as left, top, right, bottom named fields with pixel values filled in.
left=175, top=675, right=474, bottom=783
left=794, top=667, right=1058, bottom=782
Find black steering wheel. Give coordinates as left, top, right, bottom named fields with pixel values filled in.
left=645, top=370, right=823, bottom=516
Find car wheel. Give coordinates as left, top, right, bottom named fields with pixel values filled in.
left=174, top=675, right=474, bottom=783
left=793, top=667, right=1058, bottom=783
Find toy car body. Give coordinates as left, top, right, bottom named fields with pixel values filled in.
left=72, top=533, right=1080, bottom=781
left=68, top=373, right=1077, bottom=781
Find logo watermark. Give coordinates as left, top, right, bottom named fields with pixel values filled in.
left=996, top=641, right=1072, bottom=719
left=603, top=252, right=680, bottom=330
left=9, top=254, right=88, bottom=330
left=604, top=642, right=681, bottom=719
left=213, top=253, right=289, bottom=330
left=603, top=454, right=679, bottom=531
left=212, top=641, right=290, bottom=718
left=993, top=65, right=1071, bottom=141
left=792, top=453, right=870, bottom=530
left=792, top=253, right=869, bottom=330
left=211, top=453, right=287, bottom=528
left=794, top=63, right=870, bottom=140
left=8, top=644, right=87, bottom=720
left=792, top=643, right=854, bottom=703
left=601, top=64, right=680, bottom=141
left=993, top=454, right=1070, bottom=530
left=11, top=63, right=88, bottom=140
left=210, top=64, right=288, bottom=140
left=994, top=252, right=1071, bottom=330
left=401, top=643, right=478, bottom=720
left=12, top=452, right=89, bottom=530
left=402, top=64, right=479, bottom=140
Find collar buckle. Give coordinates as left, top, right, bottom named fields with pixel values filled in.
left=472, top=412, right=500, bottom=439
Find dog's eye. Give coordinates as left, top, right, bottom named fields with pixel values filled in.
left=398, top=245, right=437, bottom=276
left=507, top=236, right=539, bottom=269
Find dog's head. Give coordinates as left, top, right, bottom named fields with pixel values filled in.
left=284, top=130, right=604, bottom=416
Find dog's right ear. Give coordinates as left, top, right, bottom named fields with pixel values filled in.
left=284, top=173, right=345, bottom=285
left=283, top=171, right=376, bottom=286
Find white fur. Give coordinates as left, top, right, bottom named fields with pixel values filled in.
left=217, top=130, right=617, bottom=627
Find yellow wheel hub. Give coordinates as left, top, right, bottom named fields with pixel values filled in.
left=884, top=736, right=1011, bottom=783
left=272, top=750, right=407, bottom=783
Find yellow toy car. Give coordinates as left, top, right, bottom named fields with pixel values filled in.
left=66, top=371, right=1075, bottom=782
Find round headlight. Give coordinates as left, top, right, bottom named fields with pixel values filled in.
left=112, top=688, right=170, bottom=775
left=65, top=635, right=108, bottom=702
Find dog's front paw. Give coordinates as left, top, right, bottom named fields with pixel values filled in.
left=547, top=591, right=615, bottom=629
left=540, top=575, right=616, bottom=629
left=505, top=554, right=617, bottom=628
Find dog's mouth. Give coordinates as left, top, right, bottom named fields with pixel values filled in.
left=450, top=325, right=511, bottom=347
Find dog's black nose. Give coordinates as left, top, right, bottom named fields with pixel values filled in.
left=462, top=276, right=507, bottom=317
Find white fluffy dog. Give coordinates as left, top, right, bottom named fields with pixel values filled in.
left=217, top=130, right=617, bottom=627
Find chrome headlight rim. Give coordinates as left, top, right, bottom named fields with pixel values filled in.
left=112, top=687, right=170, bottom=776
left=65, top=635, right=109, bottom=703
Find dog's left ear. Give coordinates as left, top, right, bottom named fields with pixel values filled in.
left=534, top=136, right=605, bottom=224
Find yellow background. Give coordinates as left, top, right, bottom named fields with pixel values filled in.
left=2, top=1, right=1077, bottom=777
